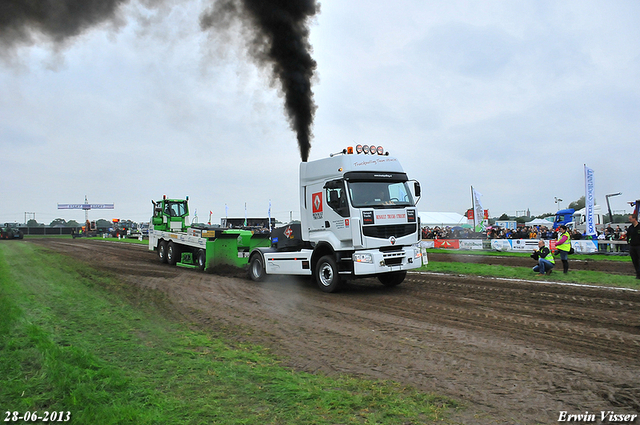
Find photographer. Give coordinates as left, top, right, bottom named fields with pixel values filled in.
left=531, top=240, right=555, bottom=276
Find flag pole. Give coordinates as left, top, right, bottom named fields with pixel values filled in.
left=471, top=186, right=476, bottom=229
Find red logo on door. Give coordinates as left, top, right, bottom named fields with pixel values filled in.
left=312, top=192, right=323, bottom=219
left=312, top=192, right=322, bottom=213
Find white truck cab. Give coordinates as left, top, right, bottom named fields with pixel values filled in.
left=248, top=145, right=423, bottom=292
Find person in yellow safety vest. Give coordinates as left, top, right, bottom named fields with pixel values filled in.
left=555, top=224, right=571, bottom=273
left=531, top=240, right=555, bottom=275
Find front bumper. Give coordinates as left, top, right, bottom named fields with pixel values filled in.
left=352, top=245, right=422, bottom=276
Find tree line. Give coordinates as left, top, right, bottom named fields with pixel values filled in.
left=25, top=218, right=113, bottom=228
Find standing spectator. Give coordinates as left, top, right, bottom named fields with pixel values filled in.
left=606, top=223, right=614, bottom=238
left=555, top=225, right=572, bottom=274
left=597, top=229, right=607, bottom=253
left=627, top=214, right=640, bottom=279
left=620, top=230, right=628, bottom=253
left=615, top=225, right=623, bottom=252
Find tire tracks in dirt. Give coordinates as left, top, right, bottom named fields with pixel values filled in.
left=32, top=239, right=640, bottom=425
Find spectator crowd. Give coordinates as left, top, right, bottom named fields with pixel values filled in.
left=422, top=223, right=629, bottom=252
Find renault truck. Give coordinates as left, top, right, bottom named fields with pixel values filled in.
left=150, top=145, right=423, bottom=292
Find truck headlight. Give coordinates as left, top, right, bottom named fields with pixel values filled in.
left=353, top=253, right=373, bottom=263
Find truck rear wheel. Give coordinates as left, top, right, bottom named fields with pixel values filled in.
left=196, top=249, right=206, bottom=271
left=158, top=241, right=168, bottom=263
left=378, top=271, right=406, bottom=287
left=167, top=241, right=180, bottom=266
left=315, top=255, right=341, bottom=293
left=248, top=253, right=266, bottom=282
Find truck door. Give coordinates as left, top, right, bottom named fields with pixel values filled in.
left=323, top=180, right=352, bottom=244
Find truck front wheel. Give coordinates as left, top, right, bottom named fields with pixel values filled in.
left=248, top=253, right=266, bottom=282
left=315, top=255, right=342, bottom=293
left=158, top=241, right=168, bottom=263
left=378, top=271, right=406, bottom=287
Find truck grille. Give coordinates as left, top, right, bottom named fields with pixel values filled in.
left=383, top=252, right=404, bottom=266
left=362, top=224, right=417, bottom=239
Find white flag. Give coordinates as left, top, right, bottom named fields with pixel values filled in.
left=472, top=187, right=485, bottom=232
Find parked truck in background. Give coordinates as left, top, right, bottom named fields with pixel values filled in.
left=567, top=206, right=603, bottom=233
left=553, top=208, right=575, bottom=229
left=553, top=206, right=604, bottom=233
left=1, top=223, right=24, bottom=239
left=149, top=145, right=424, bottom=292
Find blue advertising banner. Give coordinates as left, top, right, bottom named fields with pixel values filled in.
left=584, top=165, right=596, bottom=236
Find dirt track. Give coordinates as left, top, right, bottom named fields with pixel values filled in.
left=33, top=239, right=640, bottom=424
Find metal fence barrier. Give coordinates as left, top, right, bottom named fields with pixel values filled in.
left=18, top=227, right=80, bottom=236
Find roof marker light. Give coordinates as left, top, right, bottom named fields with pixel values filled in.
left=347, top=146, right=353, bottom=154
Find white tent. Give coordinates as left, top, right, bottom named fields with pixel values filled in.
left=525, top=218, right=554, bottom=227
left=419, top=212, right=467, bottom=227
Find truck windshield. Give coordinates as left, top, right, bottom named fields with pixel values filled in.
left=166, top=201, right=188, bottom=217
left=348, top=181, right=414, bottom=208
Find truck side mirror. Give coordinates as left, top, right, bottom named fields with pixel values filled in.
left=414, top=181, right=421, bottom=197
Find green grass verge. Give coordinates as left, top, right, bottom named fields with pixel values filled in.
left=421, top=262, right=639, bottom=289
left=22, top=235, right=148, bottom=245
left=0, top=242, right=456, bottom=424
left=83, top=237, right=148, bottom=244
left=426, top=248, right=632, bottom=262
left=23, top=235, right=72, bottom=239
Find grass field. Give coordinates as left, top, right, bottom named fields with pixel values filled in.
left=422, top=262, right=639, bottom=289
left=0, top=242, right=456, bottom=424
left=423, top=249, right=639, bottom=290
left=23, top=235, right=148, bottom=245
left=425, top=247, right=633, bottom=262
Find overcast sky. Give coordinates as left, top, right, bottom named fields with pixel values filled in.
left=1, top=0, right=639, bottom=225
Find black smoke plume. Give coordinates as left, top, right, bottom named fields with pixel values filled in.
left=0, top=1, right=128, bottom=49
left=200, top=0, right=319, bottom=162
left=1, top=0, right=320, bottom=161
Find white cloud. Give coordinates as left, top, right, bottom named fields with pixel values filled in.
left=1, top=0, right=639, bottom=226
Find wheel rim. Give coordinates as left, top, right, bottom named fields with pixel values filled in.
left=319, top=263, right=333, bottom=287
left=251, top=258, right=262, bottom=278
